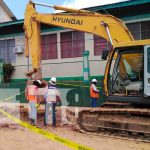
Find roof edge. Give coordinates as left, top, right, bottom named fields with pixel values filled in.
left=0, top=0, right=17, bottom=20
left=87, top=0, right=150, bottom=11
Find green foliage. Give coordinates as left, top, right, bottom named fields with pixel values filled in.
left=3, top=63, right=15, bottom=82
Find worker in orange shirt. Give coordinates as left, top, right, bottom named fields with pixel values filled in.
left=25, top=80, right=41, bottom=125
left=90, top=79, right=100, bottom=107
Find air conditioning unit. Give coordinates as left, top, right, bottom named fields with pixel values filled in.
left=13, top=46, right=24, bottom=54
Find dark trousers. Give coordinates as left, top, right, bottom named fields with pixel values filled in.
left=91, top=98, right=97, bottom=107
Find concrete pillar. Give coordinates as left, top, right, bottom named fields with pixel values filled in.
left=82, top=50, right=90, bottom=82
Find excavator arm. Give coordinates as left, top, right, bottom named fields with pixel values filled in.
left=24, top=1, right=134, bottom=79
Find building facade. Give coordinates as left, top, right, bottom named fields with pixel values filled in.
left=0, top=0, right=150, bottom=82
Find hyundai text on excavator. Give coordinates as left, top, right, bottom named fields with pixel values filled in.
left=24, top=1, right=150, bottom=139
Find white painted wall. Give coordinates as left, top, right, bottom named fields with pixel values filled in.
left=0, top=5, right=12, bottom=22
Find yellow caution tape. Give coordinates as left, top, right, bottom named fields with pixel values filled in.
left=0, top=91, right=25, bottom=103
left=57, top=82, right=102, bottom=89
left=0, top=84, right=95, bottom=149
left=0, top=104, right=93, bottom=150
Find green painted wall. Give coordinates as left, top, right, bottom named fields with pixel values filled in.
left=0, top=76, right=105, bottom=107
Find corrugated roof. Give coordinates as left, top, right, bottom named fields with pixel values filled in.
left=0, top=19, right=23, bottom=27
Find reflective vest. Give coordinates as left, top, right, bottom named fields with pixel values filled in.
left=90, top=85, right=99, bottom=98
left=27, top=85, right=38, bottom=102
left=44, top=85, right=60, bottom=103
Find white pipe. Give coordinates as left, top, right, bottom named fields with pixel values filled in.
left=101, top=21, right=113, bottom=45
left=30, top=1, right=54, bottom=8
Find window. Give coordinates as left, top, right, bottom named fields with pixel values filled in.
left=127, top=21, right=150, bottom=40
left=127, top=23, right=141, bottom=40
left=60, top=31, right=85, bottom=58
left=94, top=35, right=111, bottom=56
left=41, top=34, right=57, bottom=60
left=141, top=21, right=150, bottom=39
left=0, top=39, right=15, bottom=63
left=147, top=48, right=150, bottom=73
left=119, top=53, right=143, bottom=79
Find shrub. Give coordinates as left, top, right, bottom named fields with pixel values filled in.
left=3, top=63, right=15, bottom=82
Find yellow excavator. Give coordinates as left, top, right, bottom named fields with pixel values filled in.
left=24, top=1, right=150, bottom=138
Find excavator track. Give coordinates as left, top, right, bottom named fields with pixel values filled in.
left=78, top=103, right=150, bottom=141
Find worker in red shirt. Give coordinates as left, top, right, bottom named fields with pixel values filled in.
left=90, top=79, right=99, bottom=107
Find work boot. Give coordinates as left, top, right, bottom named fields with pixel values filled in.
left=44, top=123, right=48, bottom=127
left=52, top=124, right=56, bottom=128
left=30, top=119, right=33, bottom=125
left=30, top=119, right=36, bottom=126
left=32, top=119, right=36, bottom=126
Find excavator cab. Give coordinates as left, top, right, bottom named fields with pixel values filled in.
left=104, top=43, right=150, bottom=105
left=109, top=46, right=143, bottom=96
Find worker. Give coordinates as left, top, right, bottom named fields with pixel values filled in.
left=44, top=77, right=60, bottom=127
left=90, top=79, right=100, bottom=107
left=25, top=80, right=41, bottom=125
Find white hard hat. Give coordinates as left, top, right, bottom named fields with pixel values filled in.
left=49, top=77, right=57, bottom=85
left=92, top=79, right=97, bottom=83
left=36, top=80, right=41, bottom=85
left=33, top=80, right=41, bottom=86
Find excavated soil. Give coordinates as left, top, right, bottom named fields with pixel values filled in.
left=0, top=105, right=149, bottom=150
